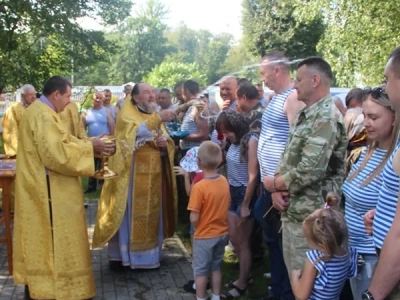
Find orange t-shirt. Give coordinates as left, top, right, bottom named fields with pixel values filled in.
left=187, top=175, right=230, bottom=239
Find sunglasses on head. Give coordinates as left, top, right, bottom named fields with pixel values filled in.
left=364, top=87, right=387, bottom=99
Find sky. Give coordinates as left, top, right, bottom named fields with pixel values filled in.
left=80, top=0, right=243, bottom=40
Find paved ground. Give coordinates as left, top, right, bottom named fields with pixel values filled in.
left=0, top=202, right=196, bottom=300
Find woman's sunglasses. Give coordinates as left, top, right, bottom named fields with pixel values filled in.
left=364, top=87, right=387, bottom=99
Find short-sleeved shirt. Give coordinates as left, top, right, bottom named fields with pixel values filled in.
left=343, top=147, right=386, bottom=254
left=307, top=248, right=358, bottom=300
left=187, top=175, right=230, bottom=239
left=373, top=143, right=400, bottom=248
left=277, top=95, right=348, bottom=222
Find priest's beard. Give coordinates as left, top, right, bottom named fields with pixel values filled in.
left=140, top=102, right=158, bottom=113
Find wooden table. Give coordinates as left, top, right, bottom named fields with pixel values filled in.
left=0, top=161, right=16, bottom=275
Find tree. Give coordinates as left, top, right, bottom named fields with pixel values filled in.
left=294, top=0, right=400, bottom=87
left=107, top=0, right=170, bottom=84
left=219, top=42, right=260, bottom=83
left=0, top=0, right=131, bottom=90
left=165, top=24, right=233, bottom=85
left=241, top=0, right=325, bottom=60
left=143, top=55, right=206, bottom=90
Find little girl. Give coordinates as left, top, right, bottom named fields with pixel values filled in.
left=290, top=193, right=358, bottom=300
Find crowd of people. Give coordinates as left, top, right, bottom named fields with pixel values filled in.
left=3, top=47, right=400, bottom=300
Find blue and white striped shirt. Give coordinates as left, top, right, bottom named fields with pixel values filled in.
left=257, top=89, right=293, bottom=180
left=373, top=143, right=400, bottom=249
left=226, top=135, right=258, bottom=187
left=180, top=106, right=202, bottom=150
left=211, top=100, right=237, bottom=145
left=307, top=248, right=358, bottom=300
left=343, top=147, right=386, bottom=254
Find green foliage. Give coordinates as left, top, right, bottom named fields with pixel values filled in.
left=241, top=0, right=325, bottom=59
left=219, top=43, right=260, bottom=83
left=0, top=0, right=131, bottom=90
left=106, top=0, right=170, bottom=84
left=143, top=56, right=206, bottom=89
left=165, top=24, right=233, bottom=85
left=294, top=0, right=400, bottom=87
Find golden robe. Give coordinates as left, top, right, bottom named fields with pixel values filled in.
left=92, top=97, right=177, bottom=251
left=2, top=102, right=26, bottom=156
left=13, top=101, right=96, bottom=300
left=59, top=102, right=86, bottom=138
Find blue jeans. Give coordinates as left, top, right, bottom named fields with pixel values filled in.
left=254, top=188, right=295, bottom=300
left=350, top=253, right=377, bottom=300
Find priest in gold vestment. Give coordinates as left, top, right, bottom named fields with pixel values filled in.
left=13, top=76, right=113, bottom=300
left=2, top=84, right=36, bottom=156
left=59, top=101, right=86, bottom=138
left=92, top=82, right=177, bottom=270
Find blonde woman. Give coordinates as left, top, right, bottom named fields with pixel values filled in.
left=342, top=87, right=400, bottom=299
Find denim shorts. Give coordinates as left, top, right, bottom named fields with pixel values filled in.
left=229, top=185, right=256, bottom=217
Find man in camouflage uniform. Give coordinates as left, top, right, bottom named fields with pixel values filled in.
left=263, top=57, right=348, bottom=273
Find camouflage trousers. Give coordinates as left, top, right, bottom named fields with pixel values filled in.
left=282, top=220, right=309, bottom=273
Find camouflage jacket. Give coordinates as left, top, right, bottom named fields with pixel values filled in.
left=276, top=95, right=348, bottom=223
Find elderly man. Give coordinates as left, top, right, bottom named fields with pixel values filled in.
left=13, top=76, right=112, bottom=300
left=2, top=84, right=36, bottom=156
left=263, top=57, right=347, bottom=275
left=365, top=47, right=400, bottom=300
left=92, top=82, right=177, bottom=270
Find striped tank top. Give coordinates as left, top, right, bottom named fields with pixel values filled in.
left=373, top=142, right=400, bottom=249
left=180, top=106, right=202, bottom=150
left=257, top=89, right=293, bottom=180
left=343, top=147, right=386, bottom=254
left=226, top=135, right=258, bottom=186
left=307, top=248, right=358, bottom=300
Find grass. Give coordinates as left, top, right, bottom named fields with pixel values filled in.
left=176, top=195, right=271, bottom=300
left=81, top=177, right=101, bottom=200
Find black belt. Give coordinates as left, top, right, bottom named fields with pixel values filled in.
left=376, top=247, right=381, bottom=257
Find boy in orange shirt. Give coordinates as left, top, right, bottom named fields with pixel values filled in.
left=188, top=141, right=230, bottom=300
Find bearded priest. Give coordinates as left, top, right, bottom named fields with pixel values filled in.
left=13, top=76, right=114, bottom=300
left=92, top=82, right=177, bottom=270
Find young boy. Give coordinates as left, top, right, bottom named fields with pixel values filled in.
left=187, top=141, right=230, bottom=300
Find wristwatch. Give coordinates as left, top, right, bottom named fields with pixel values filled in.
left=362, top=290, right=375, bottom=300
